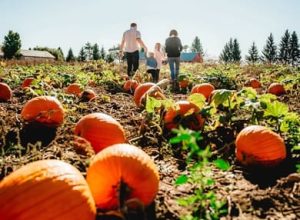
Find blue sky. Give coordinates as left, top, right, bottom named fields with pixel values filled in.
left=1, top=0, right=299, bottom=59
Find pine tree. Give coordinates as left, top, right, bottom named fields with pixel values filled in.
left=100, top=46, right=106, bottom=60
left=2, top=30, right=22, bottom=59
left=246, top=42, right=259, bottom=64
left=92, top=43, right=100, bottom=60
left=66, top=48, right=75, bottom=62
left=262, top=33, right=277, bottom=64
left=78, top=47, right=86, bottom=62
left=57, top=47, right=65, bottom=61
left=232, top=38, right=241, bottom=62
left=191, top=36, right=204, bottom=56
left=219, top=43, right=231, bottom=63
left=219, top=38, right=236, bottom=63
left=84, top=42, right=93, bottom=60
left=289, top=31, right=300, bottom=66
left=278, top=30, right=290, bottom=64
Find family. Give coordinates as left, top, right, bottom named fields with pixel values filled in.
left=120, top=22, right=183, bottom=89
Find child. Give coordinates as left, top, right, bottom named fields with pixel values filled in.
left=154, top=43, right=165, bottom=82
left=145, top=51, right=159, bottom=83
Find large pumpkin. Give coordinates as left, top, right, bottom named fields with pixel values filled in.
left=0, top=160, right=96, bottom=220
left=133, top=82, right=164, bottom=107
left=267, top=83, right=285, bottom=96
left=86, top=143, right=159, bottom=210
left=248, top=78, right=261, bottom=89
left=235, top=125, right=286, bottom=166
left=164, top=100, right=205, bottom=130
left=21, top=96, right=64, bottom=126
left=191, top=83, right=215, bottom=100
left=74, top=113, right=126, bottom=153
left=123, top=79, right=139, bottom=93
left=65, top=83, right=82, bottom=96
left=0, top=82, right=12, bottom=101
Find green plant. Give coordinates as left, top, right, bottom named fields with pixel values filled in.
left=170, top=127, right=230, bottom=220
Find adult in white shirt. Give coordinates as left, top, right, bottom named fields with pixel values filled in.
left=120, top=23, right=147, bottom=77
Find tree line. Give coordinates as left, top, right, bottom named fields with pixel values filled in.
left=1, top=29, right=299, bottom=65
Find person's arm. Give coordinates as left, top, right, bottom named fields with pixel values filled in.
left=137, top=38, right=147, bottom=52
left=120, top=33, right=125, bottom=55
left=165, top=39, right=169, bottom=53
left=178, top=38, right=183, bottom=52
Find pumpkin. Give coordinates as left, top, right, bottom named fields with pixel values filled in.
left=22, top=78, right=34, bottom=88
left=81, top=89, right=97, bottom=101
left=123, top=79, right=139, bottom=93
left=21, top=96, right=64, bottom=126
left=134, top=82, right=164, bottom=107
left=74, top=113, right=126, bottom=153
left=191, top=83, right=215, bottom=100
left=267, top=83, right=285, bottom=96
left=164, top=100, right=205, bottom=130
left=248, top=78, right=261, bottom=89
left=0, top=82, right=12, bottom=101
left=86, top=143, right=159, bottom=210
left=0, top=160, right=96, bottom=220
left=65, top=83, right=82, bottom=96
left=235, top=125, right=286, bottom=166
left=179, top=80, right=189, bottom=89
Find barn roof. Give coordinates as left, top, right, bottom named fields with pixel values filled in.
left=180, top=52, right=198, bottom=61
left=20, top=50, right=55, bottom=59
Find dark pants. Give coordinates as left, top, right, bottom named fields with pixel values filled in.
left=147, top=69, right=159, bottom=83
left=126, top=50, right=139, bottom=76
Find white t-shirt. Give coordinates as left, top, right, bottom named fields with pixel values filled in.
left=154, top=50, right=165, bottom=69
left=123, top=27, right=141, bottom=53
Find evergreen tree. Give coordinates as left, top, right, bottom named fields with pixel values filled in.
left=219, top=38, right=235, bottom=63
left=84, top=42, right=93, bottom=60
left=191, top=36, right=204, bottom=56
left=278, top=30, right=290, bottom=64
left=100, top=46, right=106, bottom=60
left=57, top=47, right=65, bottom=61
left=232, top=38, right=241, bottom=62
left=289, top=31, right=300, bottom=66
left=246, top=42, right=259, bottom=64
left=92, top=43, right=100, bottom=60
left=78, top=47, right=86, bottom=62
left=66, top=48, right=75, bottom=62
left=2, top=30, right=22, bottom=59
left=262, top=33, right=277, bottom=64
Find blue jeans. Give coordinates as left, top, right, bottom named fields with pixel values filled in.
left=168, top=57, right=180, bottom=81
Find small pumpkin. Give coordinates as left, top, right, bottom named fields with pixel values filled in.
left=134, top=82, right=164, bottom=107
left=235, top=125, right=286, bottom=166
left=191, top=83, right=215, bottom=100
left=164, top=100, right=205, bottom=130
left=86, top=143, right=159, bottom=210
left=179, top=80, right=189, bottom=89
left=248, top=78, right=261, bottom=89
left=0, top=160, right=96, bottom=220
left=22, top=78, right=34, bottom=88
left=123, top=79, right=139, bottom=93
left=74, top=113, right=126, bottom=153
left=21, top=96, right=64, bottom=126
left=81, top=89, right=97, bottom=101
left=0, top=82, right=12, bottom=101
left=267, top=83, right=285, bottom=96
left=65, top=83, right=82, bottom=96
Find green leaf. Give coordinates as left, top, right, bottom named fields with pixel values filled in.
left=214, top=159, right=230, bottom=171
left=239, top=87, right=257, bottom=100
left=188, top=93, right=206, bottom=109
left=211, top=89, right=234, bottom=107
left=264, top=101, right=289, bottom=118
left=145, top=96, right=162, bottom=113
left=175, top=174, right=188, bottom=185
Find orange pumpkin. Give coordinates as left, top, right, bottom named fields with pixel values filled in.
left=249, top=78, right=261, bottom=89
left=267, top=83, right=285, bottom=96
left=74, top=113, right=126, bottom=153
left=86, top=143, right=159, bottom=210
left=123, top=79, right=139, bottom=93
left=0, top=160, right=96, bottom=220
left=235, top=125, right=286, bottom=166
left=164, top=100, right=205, bottom=130
left=21, top=96, right=64, bottom=126
left=65, top=83, right=82, bottom=96
left=22, top=78, right=34, bottom=88
left=81, top=89, right=97, bottom=101
left=191, top=83, right=215, bottom=100
left=133, top=82, right=156, bottom=106
left=0, top=82, right=12, bottom=101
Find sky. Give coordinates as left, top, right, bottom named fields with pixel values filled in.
left=1, top=0, right=299, bottom=59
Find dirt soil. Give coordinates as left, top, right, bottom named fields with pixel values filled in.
left=0, top=85, right=299, bottom=220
